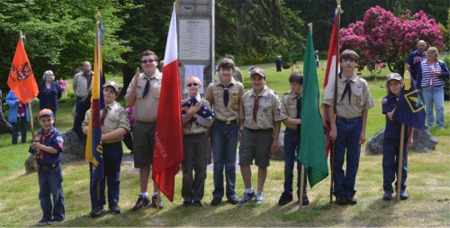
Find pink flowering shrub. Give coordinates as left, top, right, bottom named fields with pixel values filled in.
left=56, top=79, right=68, bottom=93
left=339, top=6, right=445, bottom=74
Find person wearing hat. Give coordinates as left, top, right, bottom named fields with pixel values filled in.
left=237, top=67, right=282, bottom=206
left=82, top=81, right=131, bottom=217
left=205, top=57, right=245, bottom=206
left=30, top=109, right=65, bottom=226
left=37, top=70, right=62, bottom=120
left=381, top=73, right=415, bottom=201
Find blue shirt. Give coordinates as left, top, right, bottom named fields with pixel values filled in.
left=37, top=82, right=62, bottom=112
left=28, top=127, right=64, bottom=165
left=382, top=93, right=409, bottom=140
left=405, top=50, right=426, bottom=80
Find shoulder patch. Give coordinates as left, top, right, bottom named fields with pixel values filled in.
left=382, top=97, right=388, bottom=104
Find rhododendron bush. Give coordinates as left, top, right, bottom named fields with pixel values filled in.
left=339, top=6, right=445, bottom=74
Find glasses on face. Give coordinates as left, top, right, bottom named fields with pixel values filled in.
left=141, top=59, right=156, bottom=64
left=187, top=83, right=199, bottom=87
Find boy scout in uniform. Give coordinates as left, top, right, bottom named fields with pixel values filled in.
left=205, top=58, right=245, bottom=206
left=278, top=71, right=309, bottom=206
left=237, top=67, right=282, bottom=206
left=323, top=49, right=374, bottom=206
left=125, top=50, right=164, bottom=210
left=83, top=81, right=131, bottom=217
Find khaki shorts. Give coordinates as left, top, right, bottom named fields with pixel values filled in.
left=132, top=121, right=156, bottom=168
left=239, top=127, right=273, bottom=168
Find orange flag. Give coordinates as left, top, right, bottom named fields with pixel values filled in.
left=7, top=37, right=39, bottom=104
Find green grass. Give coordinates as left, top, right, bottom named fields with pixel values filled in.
left=0, top=64, right=449, bottom=226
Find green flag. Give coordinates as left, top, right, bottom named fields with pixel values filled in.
left=298, top=27, right=329, bottom=187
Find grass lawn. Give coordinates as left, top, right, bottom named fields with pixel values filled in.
left=0, top=62, right=449, bottom=226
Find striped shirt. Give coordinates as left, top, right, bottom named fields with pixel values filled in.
left=418, top=60, right=447, bottom=89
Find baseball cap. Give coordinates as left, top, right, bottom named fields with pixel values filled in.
left=250, top=67, right=266, bottom=78
left=103, top=81, right=120, bottom=93
left=386, top=73, right=402, bottom=82
left=38, top=109, right=54, bottom=119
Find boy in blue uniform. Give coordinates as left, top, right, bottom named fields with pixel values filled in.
left=30, top=109, right=65, bottom=226
left=381, top=73, right=414, bottom=200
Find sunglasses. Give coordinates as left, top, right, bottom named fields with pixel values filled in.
left=187, top=83, right=199, bottom=87
left=141, top=59, right=156, bottom=64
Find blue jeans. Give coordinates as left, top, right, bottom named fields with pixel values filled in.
left=90, top=142, right=123, bottom=207
left=333, top=116, right=362, bottom=197
left=12, top=116, right=27, bottom=144
left=283, top=128, right=307, bottom=195
left=211, top=121, right=238, bottom=199
left=38, top=164, right=65, bottom=221
left=421, top=86, right=444, bottom=128
left=382, top=138, right=407, bottom=193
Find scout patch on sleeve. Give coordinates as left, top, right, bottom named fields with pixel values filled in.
left=56, top=136, right=64, bottom=149
left=382, top=97, right=387, bottom=104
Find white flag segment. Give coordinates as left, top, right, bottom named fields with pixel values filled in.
left=164, top=7, right=177, bottom=65
left=323, top=56, right=338, bottom=101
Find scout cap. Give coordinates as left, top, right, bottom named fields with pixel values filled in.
left=250, top=67, right=266, bottom=78
left=386, top=73, right=402, bottom=82
left=38, top=109, right=54, bottom=119
left=103, top=81, right=120, bottom=93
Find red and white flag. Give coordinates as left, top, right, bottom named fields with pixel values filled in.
left=152, top=5, right=183, bottom=202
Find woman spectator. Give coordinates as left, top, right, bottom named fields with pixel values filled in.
left=6, top=90, right=32, bottom=144
left=417, top=47, right=449, bottom=129
left=37, top=70, right=62, bottom=117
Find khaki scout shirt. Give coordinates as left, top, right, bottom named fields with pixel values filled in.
left=322, top=73, right=374, bottom=118
left=83, top=101, right=131, bottom=144
left=182, top=94, right=214, bottom=135
left=125, top=70, right=162, bottom=123
left=280, top=91, right=301, bottom=130
left=72, top=71, right=93, bottom=98
left=204, top=76, right=244, bottom=122
left=240, top=86, right=282, bottom=130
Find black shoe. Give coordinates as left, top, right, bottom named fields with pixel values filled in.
left=400, top=190, right=408, bottom=200
left=211, top=197, right=222, bottom=206
left=278, top=192, right=293, bottom=206
left=192, top=201, right=203, bottom=207
left=182, top=201, right=192, bottom=208
left=91, top=206, right=105, bottom=218
left=383, top=192, right=393, bottom=201
left=36, top=219, right=50, bottom=226
left=132, top=196, right=150, bottom=211
left=346, top=196, right=357, bottom=205
left=151, top=195, right=164, bottom=208
left=227, top=196, right=239, bottom=205
left=109, top=204, right=121, bottom=214
left=48, top=217, right=64, bottom=225
left=301, top=194, right=310, bottom=206
left=336, top=196, right=347, bottom=205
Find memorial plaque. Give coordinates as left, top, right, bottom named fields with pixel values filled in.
left=179, top=19, right=211, bottom=61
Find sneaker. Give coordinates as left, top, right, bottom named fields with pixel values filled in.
left=91, top=206, right=105, bottom=218
left=383, top=192, right=393, bottom=201
left=132, top=196, right=150, bottom=211
left=182, top=201, right=192, bottom=207
left=346, top=196, right=357, bottom=205
left=36, top=219, right=49, bottom=226
left=301, top=193, right=310, bottom=206
left=227, top=195, right=239, bottom=205
left=48, top=217, right=64, bottom=225
left=400, top=190, right=408, bottom=200
left=192, top=201, right=203, bottom=207
left=255, top=192, right=265, bottom=204
left=109, top=204, right=121, bottom=214
left=335, top=195, right=347, bottom=206
left=237, top=191, right=255, bottom=206
left=211, top=197, right=222, bottom=206
left=151, top=195, right=164, bottom=208
left=278, top=192, right=293, bottom=206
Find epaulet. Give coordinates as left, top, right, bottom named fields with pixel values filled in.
left=268, top=89, right=278, bottom=96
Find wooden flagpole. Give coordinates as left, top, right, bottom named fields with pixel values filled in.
left=396, top=124, right=405, bottom=201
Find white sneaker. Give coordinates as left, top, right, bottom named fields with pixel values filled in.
left=255, top=192, right=265, bottom=204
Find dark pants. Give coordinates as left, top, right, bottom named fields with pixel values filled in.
left=211, top=121, right=238, bottom=199
left=182, top=133, right=208, bottom=202
left=283, top=128, right=307, bottom=195
left=12, top=116, right=27, bottom=144
left=38, top=164, right=65, bottom=221
left=90, top=142, right=123, bottom=207
left=382, top=138, right=407, bottom=193
left=333, top=116, right=362, bottom=197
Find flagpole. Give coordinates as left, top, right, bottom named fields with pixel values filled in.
left=396, top=123, right=405, bottom=201
left=95, top=12, right=102, bottom=201
left=330, top=0, right=341, bottom=205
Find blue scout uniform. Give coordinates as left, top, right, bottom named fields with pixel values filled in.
left=29, top=126, right=65, bottom=223
left=382, top=93, right=409, bottom=194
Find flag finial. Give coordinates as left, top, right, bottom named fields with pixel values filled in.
left=95, top=12, right=102, bottom=21
left=337, top=0, right=341, bottom=5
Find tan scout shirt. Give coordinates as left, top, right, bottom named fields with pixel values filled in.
left=280, top=91, right=301, bottom=130
left=125, top=71, right=162, bottom=123
left=182, top=94, right=214, bottom=135
left=322, top=73, right=374, bottom=118
left=240, top=86, right=282, bottom=130
left=72, top=71, right=93, bottom=98
left=83, top=101, right=131, bottom=144
left=204, top=76, right=244, bottom=122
